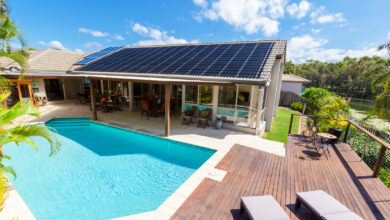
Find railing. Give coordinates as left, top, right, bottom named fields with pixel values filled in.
left=288, top=113, right=390, bottom=178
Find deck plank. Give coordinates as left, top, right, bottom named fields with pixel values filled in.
left=171, top=135, right=390, bottom=220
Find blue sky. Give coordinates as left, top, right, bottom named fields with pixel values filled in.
left=8, top=0, right=390, bottom=62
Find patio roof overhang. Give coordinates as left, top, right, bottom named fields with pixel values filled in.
left=0, top=72, right=238, bottom=86
left=70, top=70, right=267, bottom=86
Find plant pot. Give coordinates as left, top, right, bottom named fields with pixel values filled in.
left=215, top=118, right=223, bottom=130
left=328, top=127, right=343, bottom=141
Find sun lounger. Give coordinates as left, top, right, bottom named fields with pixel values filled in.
left=295, top=190, right=363, bottom=220
left=240, top=195, right=290, bottom=220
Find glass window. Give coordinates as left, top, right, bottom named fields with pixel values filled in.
left=199, top=85, right=212, bottom=104
left=237, top=85, right=251, bottom=107
left=185, top=85, right=198, bottom=104
left=218, top=86, right=236, bottom=108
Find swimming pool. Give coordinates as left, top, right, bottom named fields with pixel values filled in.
left=3, top=118, right=215, bottom=219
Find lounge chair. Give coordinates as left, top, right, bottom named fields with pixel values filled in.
left=295, top=190, right=363, bottom=220
left=240, top=195, right=290, bottom=220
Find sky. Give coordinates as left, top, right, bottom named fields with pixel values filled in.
left=7, top=0, right=390, bottom=63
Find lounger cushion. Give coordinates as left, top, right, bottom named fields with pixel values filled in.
left=322, top=211, right=363, bottom=220
left=296, top=190, right=350, bottom=216
left=241, top=195, right=290, bottom=220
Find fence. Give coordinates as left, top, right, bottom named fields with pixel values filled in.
left=279, top=91, right=308, bottom=107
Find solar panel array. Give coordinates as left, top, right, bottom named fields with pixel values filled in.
left=76, top=42, right=274, bottom=79
left=75, top=46, right=124, bottom=65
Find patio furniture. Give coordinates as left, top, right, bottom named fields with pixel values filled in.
left=197, top=109, right=211, bottom=128
left=140, top=100, right=153, bottom=119
left=295, top=190, right=363, bottom=220
left=182, top=107, right=195, bottom=125
left=240, top=195, right=290, bottom=220
left=313, top=135, right=331, bottom=159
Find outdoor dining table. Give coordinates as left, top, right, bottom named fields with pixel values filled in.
left=317, top=132, right=337, bottom=143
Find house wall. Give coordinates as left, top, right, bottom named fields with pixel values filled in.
left=31, top=78, right=47, bottom=98
left=281, top=82, right=302, bottom=95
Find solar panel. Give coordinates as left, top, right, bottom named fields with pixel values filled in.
left=75, top=46, right=124, bottom=65
left=76, top=42, right=274, bottom=79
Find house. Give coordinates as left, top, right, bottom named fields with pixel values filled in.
left=1, top=40, right=287, bottom=137
left=0, top=49, right=86, bottom=106
left=281, top=74, right=310, bottom=95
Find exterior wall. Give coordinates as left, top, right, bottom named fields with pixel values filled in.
left=31, top=78, right=47, bottom=98
left=264, top=57, right=283, bottom=132
left=281, top=82, right=302, bottom=95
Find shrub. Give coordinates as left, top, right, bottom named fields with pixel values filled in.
left=301, top=87, right=332, bottom=115
left=291, top=102, right=304, bottom=112
left=379, top=168, right=390, bottom=188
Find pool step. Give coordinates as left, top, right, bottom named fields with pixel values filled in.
left=45, top=118, right=91, bottom=127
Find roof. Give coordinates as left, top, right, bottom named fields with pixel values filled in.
left=0, top=49, right=85, bottom=74
left=73, top=40, right=287, bottom=85
left=282, top=74, right=310, bottom=83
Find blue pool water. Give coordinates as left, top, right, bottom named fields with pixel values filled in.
left=3, top=118, right=215, bottom=220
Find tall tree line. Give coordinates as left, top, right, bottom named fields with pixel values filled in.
left=284, top=56, right=390, bottom=100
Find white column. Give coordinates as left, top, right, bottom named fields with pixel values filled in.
left=265, top=58, right=282, bottom=131
left=256, top=87, right=265, bottom=136
left=181, top=85, right=186, bottom=113
left=273, top=62, right=285, bottom=116
left=248, top=85, right=258, bottom=127
left=128, top=82, right=133, bottom=111
left=212, top=85, right=219, bottom=123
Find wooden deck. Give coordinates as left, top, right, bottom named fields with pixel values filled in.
left=172, top=135, right=390, bottom=220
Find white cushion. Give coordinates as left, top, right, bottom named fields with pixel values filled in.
left=241, top=195, right=290, bottom=220
left=323, top=211, right=364, bottom=220
left=297, top=190, right=350, bottom=216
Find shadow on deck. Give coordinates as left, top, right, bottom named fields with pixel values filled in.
left=171, top=134, right=390, bottom=220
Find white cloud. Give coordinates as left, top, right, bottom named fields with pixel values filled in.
left=193, top=0, right=287, bottom=36
left=310, top=6, right=345, bottom=24
left=84, top=41, right=102, bottom=48
left=38, top=40, right=68, bottom=50
left=288, top=35, right=388, bottom=63
left=132, top=23, right=149, bottom=35
left=113, top=34, right=125, bottom=41
left=311, top=28, right=321, bottom=33
left=78, top=28, right=109, bottom=37
left=131, top=23, right=190, bottom=45
left=287, top=0, right=310, bottom=19
left=193, top=0, right=208, bottom=8
left=387, top=31, right=390, bottom=40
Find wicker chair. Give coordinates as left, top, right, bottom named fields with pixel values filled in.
left=197, top=109, right=211, bottom=128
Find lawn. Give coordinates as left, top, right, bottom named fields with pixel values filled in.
left=263, top=107, right=300, bottom=143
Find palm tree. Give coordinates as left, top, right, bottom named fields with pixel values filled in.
left=0, top=17, right=27, bottom=53
left=0, top=0, right=8, bottom=19
left=0, top=77, right=61, bottom=210
left=378, top=41, right=390, bottom=56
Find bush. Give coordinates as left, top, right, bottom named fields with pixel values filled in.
left=379, top=168, right=390, bottom=188
left=301, top=87, right=332, bottom=115
left=291, top=102, right=304, bottom=112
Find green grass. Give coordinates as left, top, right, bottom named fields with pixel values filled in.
left=263, top=108, right=300, bottom=143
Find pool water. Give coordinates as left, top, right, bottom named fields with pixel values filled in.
left=3, top=118, right=215, bottom=220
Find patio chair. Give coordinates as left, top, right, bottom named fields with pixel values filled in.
left=240, top=195, right=290, bottom=220
left=140, top=100, right=153, bottom=120
left=182, top=107, right=195, bottom=125
left=295, top=190, right=363, bottom=220
left=197, top=109, right=211, bottom=128
left=313, top=135, right=331, bottom=159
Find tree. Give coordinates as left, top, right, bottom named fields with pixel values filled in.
left=0, top=17, right=27, bottom=53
